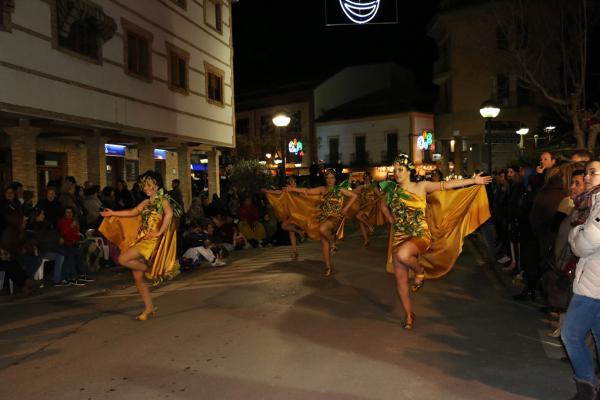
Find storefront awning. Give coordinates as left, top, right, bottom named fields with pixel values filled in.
left=57, top=0, right=117, bottom=43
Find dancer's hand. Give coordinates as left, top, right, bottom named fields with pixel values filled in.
left=473, top=172, right=492, bottom=185
left=145, top=231, right=160, bottom=240
left=100, top=209, right=113, bottom=217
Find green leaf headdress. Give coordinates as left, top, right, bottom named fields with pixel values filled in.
left=393, top=153, right=416, bottom=171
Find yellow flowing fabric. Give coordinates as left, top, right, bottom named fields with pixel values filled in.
left=99, top=205, right=179, bottom=281
left=266, top=191, right=349, bottom=241
left=347, top=185, right=386, bottom=227
left=386, top=185, right=490, bottom=279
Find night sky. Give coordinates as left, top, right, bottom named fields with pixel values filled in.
left=231, top=0, right=441, bottom=95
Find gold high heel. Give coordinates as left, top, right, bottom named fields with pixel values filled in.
left=402, top=312, right=415, bottom=330
left=322, top=265, right=334, bottom=278
left=411, top=270, right=426, bottom=293
left=291, top=251, right=299, bottom=261
left=363, top=239, right=370, bottom=247
left=136, top=307, right=158, bottom=321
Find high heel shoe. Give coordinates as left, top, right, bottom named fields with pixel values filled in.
left=363, top=239, right=370, bottom=247
left=402, top=312, right=415, bottom=330
left=136, top=307, right=158, bottom=321
left=322, top=266, right=334, bottom=278
left=291, top=251, right=299, bottom=261
left=411, top=271, right=426, bottom=293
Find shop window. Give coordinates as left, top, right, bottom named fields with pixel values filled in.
left=204, top=0, right=223, bottom=34
left=125, top=159, right=139, bottom=182
left=205, top=62, right=224, bottom=106
left=122, top=19, right=153, bottom=81
left=0, top=0, right=15, bottom=32
left=167, top=43, right=189, bottom=94
left=54, top=0, right=117, bottom=62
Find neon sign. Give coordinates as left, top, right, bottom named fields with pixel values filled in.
left=338, top=0, right=380, bottom=24
left=417, top=130, right=434, bottom=151
left=288, top=138, right=304, bottom=156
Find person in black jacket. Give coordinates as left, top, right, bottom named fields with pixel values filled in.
left=115, top=179, right=135, bottom=210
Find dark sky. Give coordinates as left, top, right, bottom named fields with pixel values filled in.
left=231, top=0, right=441, bottom=95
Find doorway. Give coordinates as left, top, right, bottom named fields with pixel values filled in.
left=37, top=152, right=66, bottom=195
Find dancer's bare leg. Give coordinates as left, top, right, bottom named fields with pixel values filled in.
left=319, top=221, right=335, bottom=275
left=132, top=269, right=154, bottom=313
left=393, top=254, right=412, bottom=318
left=118, top=247, right=148, bottom=271
left=358, top=221, right=370, bottom=245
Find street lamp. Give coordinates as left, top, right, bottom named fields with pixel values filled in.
left=479, top=99, right=501, bottom=174
left=516, top=125, right=529, bottom=151
left=273, top=113, right=291, bottom=185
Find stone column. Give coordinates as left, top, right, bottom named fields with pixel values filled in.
left=207, top=149, right=221, bottom=199
left=177, top=144, right=192, bottom=210
left=86, top=130, right=107, bottom=188
left=137, top=139, right=155, bottom=175
left=5, top=119, right=40, bottom=201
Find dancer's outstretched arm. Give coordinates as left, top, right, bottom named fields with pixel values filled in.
left=100, top=200, right=148, bottom=217
left=423, top=172, right=491, bottom=193
left=261, top=188, right=283, bottom=195
left=286, top=186, right=325, bottom=195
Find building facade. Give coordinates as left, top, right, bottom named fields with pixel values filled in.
left=233, top=86, right=316, bottom=173
left=0, top=0, right=235, bottom=207
left=428, top=1, right=551, bottom=173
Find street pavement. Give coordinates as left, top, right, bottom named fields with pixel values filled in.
left=0, top=224, right=574, bottom=399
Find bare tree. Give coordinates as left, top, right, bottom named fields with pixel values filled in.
left=493, top=0, right=600, bottom=150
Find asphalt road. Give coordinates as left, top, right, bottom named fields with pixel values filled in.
left=0, top=225, right=574, bottom=400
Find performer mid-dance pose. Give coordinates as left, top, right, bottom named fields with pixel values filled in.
left=380, top=155, right=491, bottom=329
left=286, top=168, right=357, bottom=277
left=352, top=172, right=384, bottom=246
left=262, top=177, right=306, bottom=260
left=99, top=171, right=182, bottom=321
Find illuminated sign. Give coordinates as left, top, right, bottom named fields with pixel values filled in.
left=417, top=130, right=434, bottom=151
left=288, top=138, right=304, bottom=156
left=105, top=144, right=126, bottom=157
left=326, top=0, right=397, bottom=26
left=154, top=149, right=167, bottom=160
left=339, top=0, right=380, bottom=24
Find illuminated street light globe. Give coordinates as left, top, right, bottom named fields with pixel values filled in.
left=272, top=114, right=291, bottom=127
left=479, top=100, right=501, bottom=119
left=516, top=126, right=530, bottom=135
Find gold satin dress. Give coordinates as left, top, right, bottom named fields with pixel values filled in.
left=99, top=196, right=179, bottom=281
left=317, top=189, right=345, bottom=232
left=383, top=184, right=491, bottom=278
left=389, top=187, right=432, bottom=254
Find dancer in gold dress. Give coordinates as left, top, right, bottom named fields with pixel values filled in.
left=262, top=177, right=306, bottom=260
left=380, top=155, right=491, bottom=329
left=351, top=172, right=384, bottom=246
left=285, top=168, right=357, bottom=277
left=99, top=171, right=181, bottom=320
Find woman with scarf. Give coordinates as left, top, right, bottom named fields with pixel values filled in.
left=379, top=154, right=491, bottom=329
left=284, top=169, right=357, bottom=277
left=562, top=159, right=600, bottom=399
left=99, top=171, right=182, bottom=320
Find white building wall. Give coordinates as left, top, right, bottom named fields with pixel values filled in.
left=0, top=0, right=234, bottom=146
left=316, top=115, right=412, bottom=165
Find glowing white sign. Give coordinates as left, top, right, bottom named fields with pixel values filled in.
left=338, top=0, right=380, bottom=24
